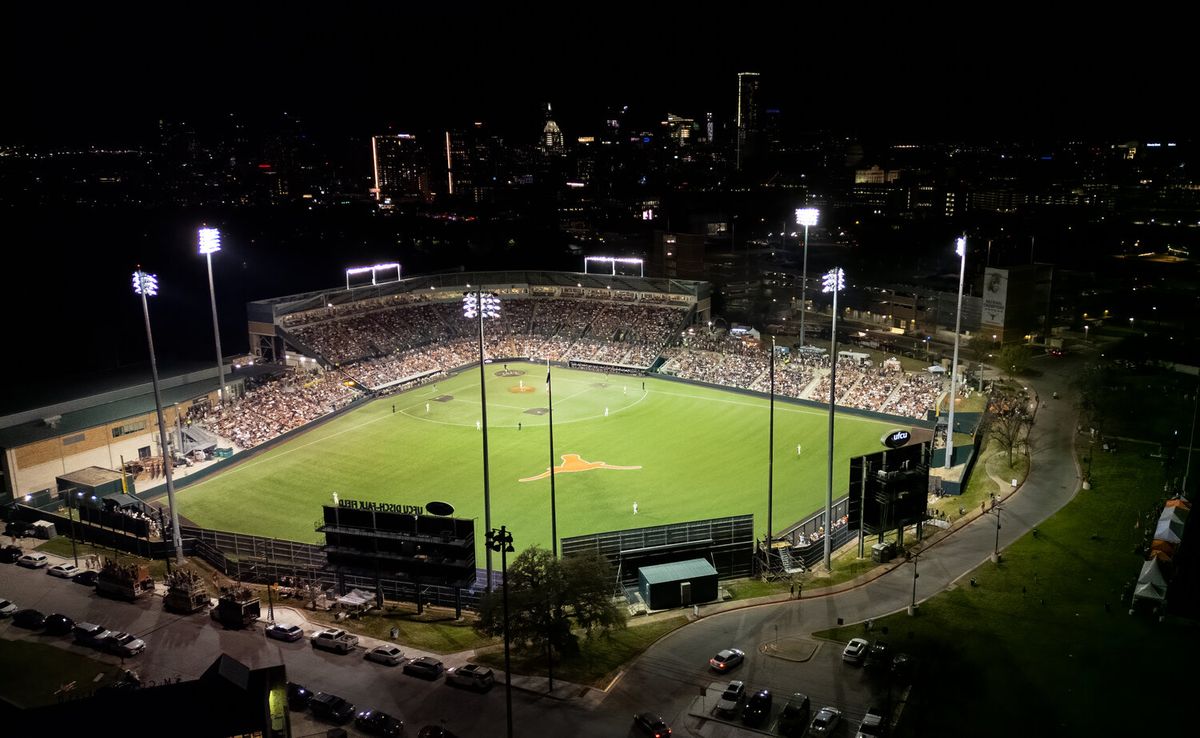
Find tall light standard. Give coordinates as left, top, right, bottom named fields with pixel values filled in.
left=767, top=336, right=777, bottom=558
left=795, top=208, right=819, bottom=349
left=464, top=291, right=501, bottom=590
left=133, top=269, right=184, bottom=564
left=485, top=526, right=515, bottom=738
left=992, top=504, right=1003, bottom=563
left=546, top=359, right=558, bottom=558
left=198, top=227, right=228, bottom=406
left=945, top=237, right=967, bottom=470
left=908, top=551, right=920, bottom=616
left=822, top=267, right=846, bottom=571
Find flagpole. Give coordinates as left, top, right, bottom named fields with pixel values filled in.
left=547, top=360, right=559, bottom=558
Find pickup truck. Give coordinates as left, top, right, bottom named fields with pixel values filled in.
left=311, top=628, right=359, bottom=654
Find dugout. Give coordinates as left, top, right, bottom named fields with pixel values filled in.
left=638, top=558, right=718, bottom=610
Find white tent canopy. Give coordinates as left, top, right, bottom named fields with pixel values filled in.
left=1154, top=508, right=1186, bottom=545
left=336, top=588, right=375, bottom=608
left=1133, top=559, right=1168, bottom=603
left=927, top=365, right=946, bottom=374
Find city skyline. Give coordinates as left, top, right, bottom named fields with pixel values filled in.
left=2, top=6, right=1192, bottom=144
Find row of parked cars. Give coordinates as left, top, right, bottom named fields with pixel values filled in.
left=0, top=598, right=146, bottom=656
left=842, top=637, right=913, bottom=678
left=286, top=667, right=490, bottom=738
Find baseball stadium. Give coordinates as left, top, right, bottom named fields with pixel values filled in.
left=1, top=268, right=945, bottom=594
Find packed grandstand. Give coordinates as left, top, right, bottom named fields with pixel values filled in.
left=190, top=288, right=959, bottom=453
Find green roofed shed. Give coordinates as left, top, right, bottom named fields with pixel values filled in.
left=638, top=558, right=718, bottom=610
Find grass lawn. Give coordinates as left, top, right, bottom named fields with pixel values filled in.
left=815, top=438, right=1198, bottom=737
left=34, top=539, right=170, bottom=580
left=475, top=616, right=689, bottom=688
left=0, top=640, right=121, bottom=707
left=177, top=363, right=899, bottom=559
left=305, top=605, right=496, bottom=654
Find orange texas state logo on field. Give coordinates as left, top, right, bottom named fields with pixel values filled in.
left=519, top=453, right=642, bottom=482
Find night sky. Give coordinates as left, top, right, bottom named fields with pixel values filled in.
left=3, top=5, right=1191, bottom=143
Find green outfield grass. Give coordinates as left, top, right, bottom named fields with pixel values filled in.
left=176, top=363, right=900, bottom=559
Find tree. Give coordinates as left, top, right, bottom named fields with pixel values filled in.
left=990, top=408, right=1031, bottom=467
left=999, top=344, right=1032, bottom=379
left=475, top=546, right=625, bottom=661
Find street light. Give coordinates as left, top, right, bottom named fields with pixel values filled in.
left=945, top=237, right=967, bottom=470
left=485, top=526, right=516, bottom=738
left=133, top=269, right=185, bottom=565
left=992, top=504, right=1003, bottom=563
left=464, top=291, right=501, bottom=590
left=795, top=208, right=819, bottom=349
left=908, top=551, right=920, bottom=616
left=198, top=228, right=228, bottom=407
left=822, top=267, right=845, bottom=571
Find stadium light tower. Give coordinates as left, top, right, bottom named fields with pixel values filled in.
left=821, top=267, right=846, bottom=571
left=945, top=237, right=967, bottom=469
left=465, top=291, right=501, bottom=590
left=795, top=208, right=819, bottom=349
left=198, top=228, right=228, bottom=406
left=133, top=269, right=184, bottom=564
left=485, top=526, right=516, bottom=738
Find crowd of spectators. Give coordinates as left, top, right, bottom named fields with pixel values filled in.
left=194, top=370, right=357, bottom=449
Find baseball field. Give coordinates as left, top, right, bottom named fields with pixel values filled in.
left=175, top=362, right=897, bottom=558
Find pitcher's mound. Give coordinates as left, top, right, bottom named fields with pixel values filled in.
left=524, top=407, right=549, bottom=416
left=496, top=369, right=525, bottom=377
left=434, top=395, right=454, bottom=403
left=509, top=384, right=536, bottom=393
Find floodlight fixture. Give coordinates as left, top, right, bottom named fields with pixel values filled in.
left=583, top=255, right=645, bottom=277
left=955, top=236, right=966, bottom=258
left=198, top=227, right=222, bottom=255
left=463, top=292, right=501, bottom=319
left=821, top=267, right=845, bottom=293
left=344, top=262, right=402, bottom=290
left=795, top=207, right=819, bottom=227
left=132, top=270, right=158, bottom=297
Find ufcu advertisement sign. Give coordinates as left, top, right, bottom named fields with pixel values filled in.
left=881, top=429, right=911, bottom=449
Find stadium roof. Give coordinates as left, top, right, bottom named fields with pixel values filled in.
left=0, top=364, right=277, bottom=449
left=247, top=269, right=711, bottom=321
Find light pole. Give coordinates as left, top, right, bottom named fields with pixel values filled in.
left=822, top=267, right=846, bottom=571
left=945, top=237, right=967, bottom=470
left=767, top=336, right=776, bottom=558
left=198, top=227, right=228, bottom=406
left=992, top=504, right=1002, bottom=563
left=908, top=551, right=920, bottom=616
left=796, top=208, right=819, bottom=349
left=486, top=526, right=515, bottom=738
left=465, top=292, right=501, bottom=590
left=133, top=269, right=185, bottom=564
left=547, top=359, right=558, bottom=558
left=1084, top=324, right=1090, bottom=344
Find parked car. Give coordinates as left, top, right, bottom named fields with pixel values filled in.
left=809, top=706, right=842, bottom=736
left=16, top=553, right=48, bottom=569
left=0, top=599, right=17, bottom=617
left=12, top=608, right=46, bottom=629
left=71, top=570, right=99, bottom=586
left=742, top=689, right=772, bottom=727
left=416, top=727, right=458, bottom=738
left=842, top=637, right=869, bottom=664
left=403, top=655, right=445, bottom=679
left=287, top=681, right=313, bottom=710
left=777, top=692, right=811, bottom=736
left=43, top=613, right=75, bottom=635
left=311, top=627, right=359, bottom=654
left=891, top=652, right=913, bottom=680
left=355, top=708, right=405, bottom=737
left=102, top=631, right=146, bottom=657
left=365, top=645, right=404, bottom=666
left=309, top=692, right=356, bottom=724
left=0, top=545, right=23, bottom=563
left=856, top=706, right=887, bottom=737
left=48, top=563, right=80, bottom=579
left=864, top=640, right=891, bottom=670
left=708, top=647, right=745, bottom=672
left=632, top=711, right=672, bottom=738
left=73, top=622, right=113, bottom=648
left=446, top=663, right=494, bottom=692
left=5, top=522, right=37, bottom=538
left=265, top=623, right=304, bottom=642
left=715, top=680, right=746, bottom=715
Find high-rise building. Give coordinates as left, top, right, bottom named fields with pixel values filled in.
left=705, top=112, right=715, bottom=145
left=664, top=113, right=697, bottom=146
left=542, top=103, right=565, bottom=154
left=371, top=133, right=427, bottom=202
left=736, top=72, right=761, bottom=170
left=444, top=122, right=496, bottom=202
